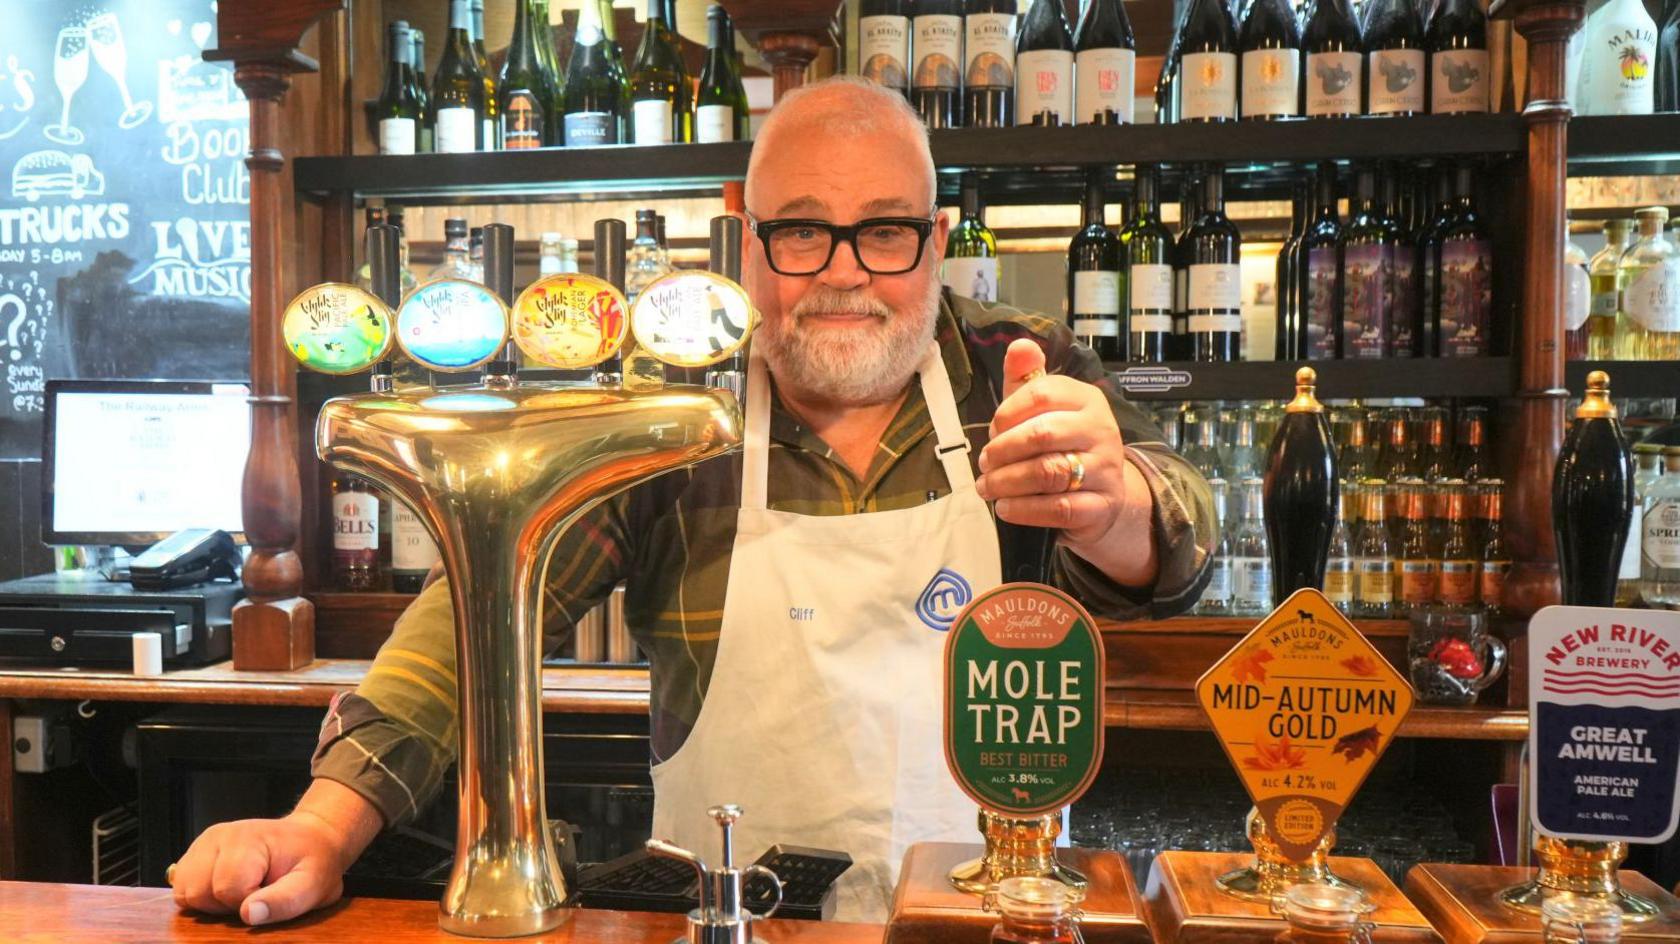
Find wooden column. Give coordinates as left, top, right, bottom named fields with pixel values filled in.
left=1495, top=0, right=1586, bottom=618
left=720, top=0, right=842, bottom=101
left=207, top=2, right=344, bottom=670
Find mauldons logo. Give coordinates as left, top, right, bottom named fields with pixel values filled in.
left=916, top=568, right=973, bottom=632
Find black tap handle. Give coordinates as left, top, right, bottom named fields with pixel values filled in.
left=481, top=222, right=517, bottom=380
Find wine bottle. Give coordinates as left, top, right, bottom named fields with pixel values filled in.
left=1339, top=166, right=1393, bottom=359
left=1587, top=219, right=1634, bottom=359
left=1364, top=0, right=1426, bottom=115
left=470, top=0, right=490, bottom=72
left=1186, top=168, right=1243, bottom=362
left=1384, top=168, right=1420, bottom=357
left=431, top=0, right=489, bottom=153
left=1069, top=173, right=1123, bottom=359
left=1577, top=0, right=1657, bottom=115
left=1298, top=162, right=1343, bottom=360
left=1175, top=0, right=1239, bottom=121
left=697, top=5, right=750, bottom=142
left=377, top=21, right=423, bottom=155
left=1433, top=164, right=1493, bottom=357
left=1173, top=173, right=1202, bottom=359
left=1016, top=0, right=1075, bottom=125
left=1425, top=0, right=1490, bottom=113
left=470, top=0, right=498, bottom=147
left=943, top=173, right=1001, bottom=302
left=1276, top=178, right=1309, bottom=359
left=860, top=0, right=913, bottom=95
left=1553, top=371, right=1636, bottom=607
left=1122, top=165, right=1175, bottom=363
left=965, top=0, right=1017, bottom=127
left=1659, top=0, right=1680, bottom=111
left=1263, top=367, right=1340, bottom=604
left=500, top=0, right=552, bottom=150
left=410, top=28, right=432, bottom=150
left=532, top=0, right=566, bottom=133
left=1074, top=0, right=1137, bottom=125
left=630, top=0, right=691, bottom=144
left=1155, top=2, right=1189, bottom=123
left=1416, top=166, right=1452, bottom=355
left=563, top=0, right=628, bottom=146
left=913, top=0, right=964, bottom=128
left=1302, top=0, right=1364, bottom=117
left=1239, top=0, right=1302, bottom=119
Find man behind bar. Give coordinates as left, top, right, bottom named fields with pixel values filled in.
left=172, top=76, right=1215, bottom=925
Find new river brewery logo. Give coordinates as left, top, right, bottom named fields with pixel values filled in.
left=944, top=583, right=1104, bottom=816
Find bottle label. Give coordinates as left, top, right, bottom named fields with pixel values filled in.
left=913, top=14, right=962, bottom=91
left=1392, top=248, right=1418, bottom=356
left=1439, top=239, right=1493, bottom=356
left=1625, top=261, right=1680, bottom=331
left=1342, top=243, right=1394, bottom=359
left=1305, top=246, right=1339, bottom=359
left=1075, top=47, right=1135, bottom=124
left=1189, top=313, right=1243, bottom=333
left=564, top=110, right=617, bottom=147
left=1234, top=558, right=1271, bottom=606
left=1479, top=559, right=1510, bottom=607
left=1368, top=48, right=1425, bottom=114
left=1188, top=263, right=1242, bottom=312
left=1431, top=48, right=1490, bottom=113
left=860, top=16, right=911, bottom=91
left=392, top=503, right=441, bottom=572
left=1129, top=263, right=1174, bottom=314
left=379, top=116, right=417, bottom=155
left=1400, top=559, right=1439, bottom=604
left=696, top=103, right=735, bottom=143
left=1016, top=49, right=1075, bottom=125
left=435, top=106, right=478, bottom=153
left=1204, top=556, right=1232, bottom=602
left=1240, top=47, right=1300, bottom=118
left=1325, top=560, right=1354, bottom=604
left=1592, top=288, right=1619, bottom=317
left=965, top=12, right=1016, bottom=91
left=942, top=256, right=1000, bottom=302
left=1566, top=263, right=1592, bottom=331
left=500, top=91, right=545, bottom=149
left=1585, top=25, right=1655, bottom=114
left=1130, top=313, right=1173, bottom=333
left=1073, top=269, right=1121, bottom=315
left=1180, top=52, right=1238, bottom=120
left=632, top=98, right=674, bottom=144
left=1305, top=51, right=1362, bottom=116
left=1643, top=499, right=1680, bottom=570
left=1073, top=316, right=1121, bottom=337
left=333, top=490, right=380, bottom=552
left=1621, top=505, right=1645, bottom=579
left=1358, top=559, right=1393, bottom=603
left=1439, top=560, right=1478, bottom=605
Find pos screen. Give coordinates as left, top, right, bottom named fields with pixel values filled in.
left=42, top=379, right=251, bottom=547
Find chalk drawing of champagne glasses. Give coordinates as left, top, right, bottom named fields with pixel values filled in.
left=44, top=24, right=88, bottom=145
left=88, top=12, right=152, bottom=129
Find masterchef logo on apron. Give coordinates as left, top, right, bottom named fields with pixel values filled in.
left=917, top=567, right=973, bottom=631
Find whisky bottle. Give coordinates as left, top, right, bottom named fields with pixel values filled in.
left=332, top=473, right=383, bottom=592
left=1262, top=367, right=1339, bottom=604
left=1478, top=479, right=1510, bottom=615
left=1587, top=219, right=1634, bottom=360
left=1552, top=371, right=1636, bottom=607
left=391, top=501, right=440, bottom=593
left=1619, top=442, right=1663, bottom=605
left=1232, top=476, right=1273, bottom=616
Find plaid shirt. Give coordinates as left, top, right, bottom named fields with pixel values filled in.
left=312, top=291, right=1217, bottom=826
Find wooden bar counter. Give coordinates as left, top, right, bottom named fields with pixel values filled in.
left=0, top=881, right=885, bottom=943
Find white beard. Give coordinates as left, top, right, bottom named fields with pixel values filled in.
left=755, top=279, right=940, bottom=406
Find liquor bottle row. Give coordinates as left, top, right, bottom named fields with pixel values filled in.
left=375, top=0, right=749, bottom=154
left=1566, top=207, right=1680, bottom=361
left=329, top=472, right=440, bottom=593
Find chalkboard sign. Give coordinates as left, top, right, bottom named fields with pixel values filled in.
left=0, top=0, right=250, bottom=460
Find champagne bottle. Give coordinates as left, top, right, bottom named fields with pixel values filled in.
left=1298, top=163, right=1343, bottom=359
left=1239, top=0, right=1302, bottom=119
left=1073, top=0, right=1137, bottom=125
left=630, top=0, right=691, bottom=144
left=1016, top=0, right=1075, bottom=125
left=1263, top=367, right=1340, bottom=604
left=913, top=0, right=964, bottom=127
left=1186, top=168, right=1243, bottom=362
left=1615, top=207, right=1680, bottom=360
left=1121, top=165, right=1175, bottom=363
left=1276, top=178, right=1309, bottom=359
left=1364, top=0, right=1426, bottom=116
left=1302, top=0, right=1364, bottom=117
left=1339, top=166, right=1393, bottom=359
left=1433, top=165, right=1493, bottom=357
left=1553, top=371, right=1636, bottom=607
left=1068, top=173, right=1123, bottom=359
left=377, top=21, right=423, bottom=155
left=431, top=0, right=489, bottom=153
left=1425, top=0, right=1491, bottom=113
left=944, top=173, right=1001, bottom=302
left=469, top=0, right=498, bottom=147
left=532, top=0, right=566, bottom=132
left=859, top=0, right=913, bottom=95
left=1175, top=0, right=1239, bottom=122
left=965, top=0, right=1018, bottom=127
left=500, top=0, right=552, bottom=150
left=697, top=5, right=750, bottom=142
left=563, top=0, right=628, bottom=146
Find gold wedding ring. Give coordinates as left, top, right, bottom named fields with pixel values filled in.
left=1065, top=452, right=1085, bottom=493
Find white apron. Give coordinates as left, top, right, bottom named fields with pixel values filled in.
left=649, top=342, right=1002, bottom=923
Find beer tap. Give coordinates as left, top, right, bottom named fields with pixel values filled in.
left=647, top=805, right=784, bottom=944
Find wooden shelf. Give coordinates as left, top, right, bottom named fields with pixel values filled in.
left=1107, top=357, right=1517, bottom=401
left=1567, top=114, right=1680, bottom=178
left=1566, top=359, right=1680, bottom=400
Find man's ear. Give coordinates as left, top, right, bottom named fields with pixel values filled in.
left=930, top=207, right=951, bottom=261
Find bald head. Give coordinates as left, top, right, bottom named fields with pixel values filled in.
left=745, top=76, right=936, bottom=213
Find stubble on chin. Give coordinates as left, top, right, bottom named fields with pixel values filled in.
left=757, top=280, right=941, bottom=406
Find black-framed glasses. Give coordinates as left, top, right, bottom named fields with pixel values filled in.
left=746, top=213, right=936, bottom=276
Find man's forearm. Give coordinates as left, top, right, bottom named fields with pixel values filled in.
left=292, top=778, right=386, bottom=868
left=1061, top=456, right=1159, bottom=589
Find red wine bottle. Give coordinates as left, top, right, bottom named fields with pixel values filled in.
left=964, top=0, right=1018, bottom=126
left=1426, top=0, right=1490, bottom=114
left=1073, top=0, right=1137, bottom=124
left=1298, top=162, right=1343, bottom=360
left=1175, top=0, right=1239, bottom=122
left=1303, top=0, right=1365, bottom=117
left=1016, top=0, right=1075, bottom=125
left=1068, top=172, right=1124, bottom=359
left=1364, top=0, right=1426, bottom=115
left=1339, top=166, right=1393, bottom=359
left=1239, top=0, right=1303, bottom=119
left=1276, top=177, right=1310, bottom=359
left=912, top=0, right=964, bottom=127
